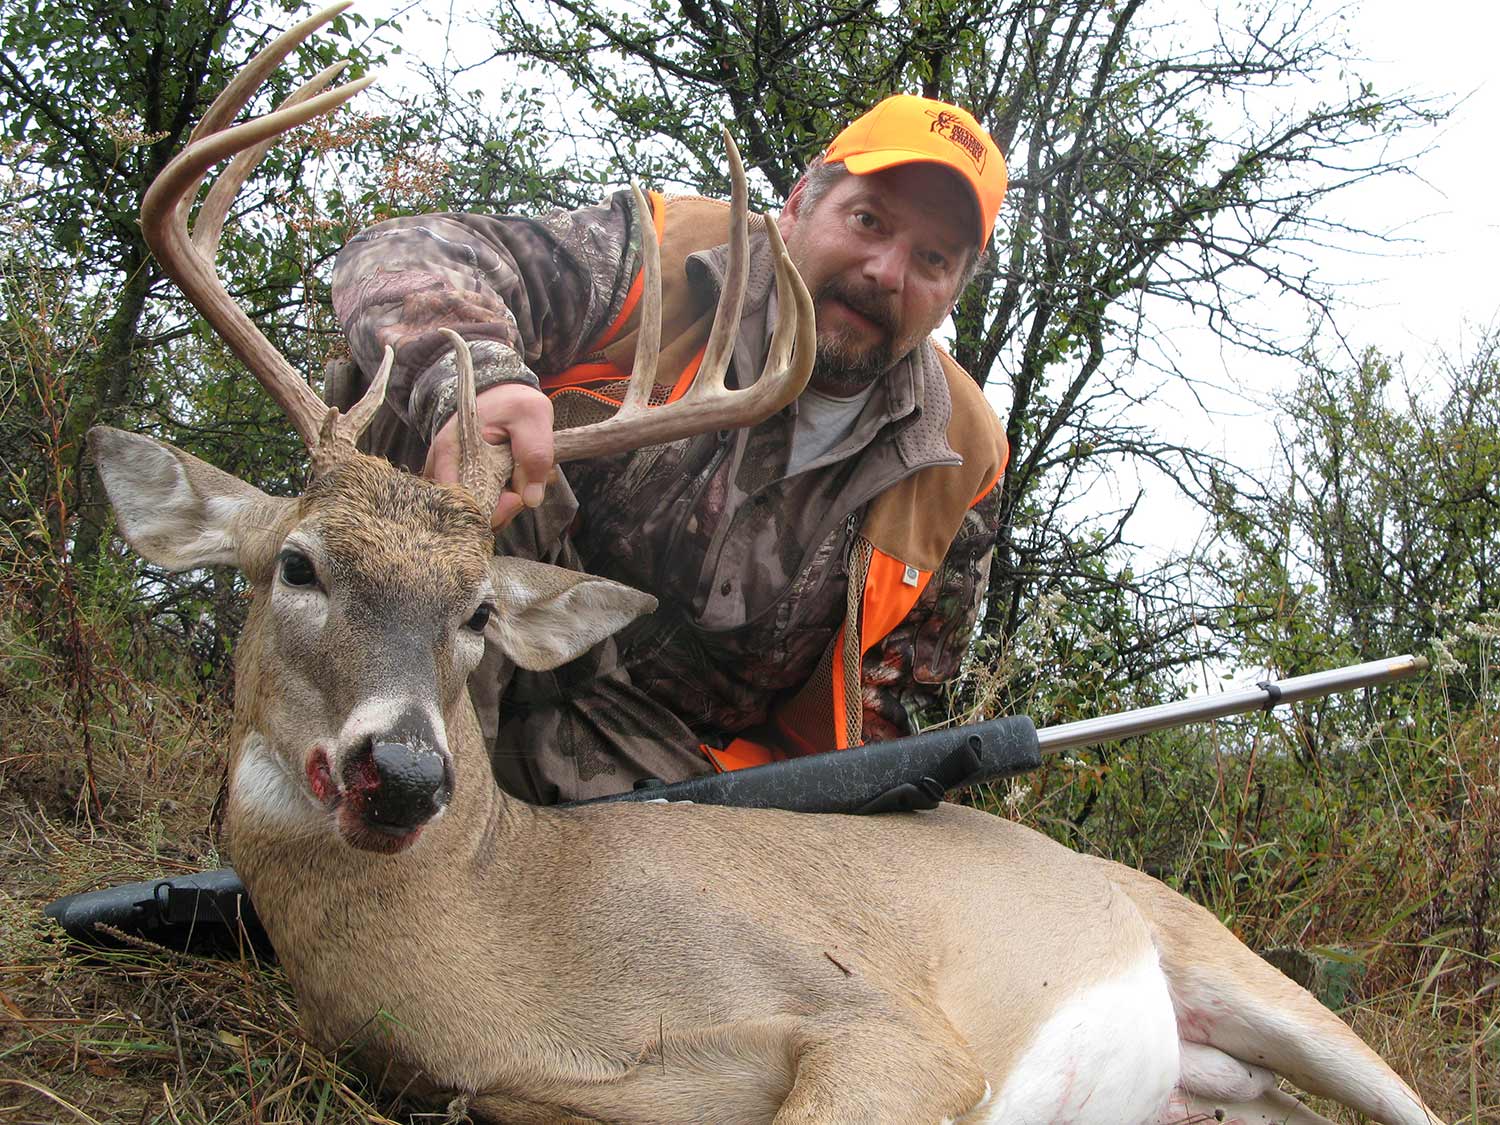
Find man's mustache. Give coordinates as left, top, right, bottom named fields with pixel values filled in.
left=817, top=279, right=897, bottom=336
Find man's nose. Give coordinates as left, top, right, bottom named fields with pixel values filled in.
left=861, top=240, right=907, bottom=294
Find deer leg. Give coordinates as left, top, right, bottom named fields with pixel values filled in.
left=1081, top=857, right=1444, bottom=1125
left=1146, top=1042, right=1343, bottom=1124
left=469, top=1090, right=606, bottom=1124
left=771, top=1027, right=989, bottom=1124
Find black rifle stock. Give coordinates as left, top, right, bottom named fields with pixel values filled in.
left=575, top=713, right=1041, bottom=815
left=45, top=654, right=1427, bottom=955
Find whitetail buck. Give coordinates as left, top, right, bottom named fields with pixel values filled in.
left=88, top=5, right=1449, bottom=1122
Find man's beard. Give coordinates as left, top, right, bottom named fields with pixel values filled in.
left=810, top=277, right=899, bottom=396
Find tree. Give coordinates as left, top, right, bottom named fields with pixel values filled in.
left=1212, top=334, right=1500, bottom=719
left=0, top=0, right=384, bottom=565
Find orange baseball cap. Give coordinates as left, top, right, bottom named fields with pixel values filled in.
left=823, top=94, right=1007, bottom=247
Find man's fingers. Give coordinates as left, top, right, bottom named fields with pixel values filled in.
left=490, top=491, right=527, bottom=530
left=422, top=381, right=554, bottom=521
left=500, top=395, right=555, bottom=511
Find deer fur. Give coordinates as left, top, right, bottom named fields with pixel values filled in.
left=89, top=425, right=1446, bottom=1125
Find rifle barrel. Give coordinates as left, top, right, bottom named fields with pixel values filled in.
left=1034, top=654, right=1429, bottom=757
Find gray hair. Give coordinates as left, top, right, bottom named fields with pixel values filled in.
left=794, top=156, right=991, bottom=290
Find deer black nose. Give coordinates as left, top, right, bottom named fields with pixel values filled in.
left=348, top=713, right=451, bottom=831
left=366, top=741, right=450, bottom=828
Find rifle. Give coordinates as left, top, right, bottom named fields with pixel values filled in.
left=45, top=654, right=1427, bottom=955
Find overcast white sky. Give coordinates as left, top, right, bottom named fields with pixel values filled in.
left=1114, top=1, right=1500, bottom=562
left=1318, top=1, right=1500, bottom=361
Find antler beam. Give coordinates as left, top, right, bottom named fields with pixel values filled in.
left=146, top=1, right=812, bottom=500
left=141, top=1, right=389, bottom=467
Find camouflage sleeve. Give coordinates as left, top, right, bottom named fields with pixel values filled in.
left=858, top=484, right=1003, bottom=742
left=330, top=190, right=643, bottom=442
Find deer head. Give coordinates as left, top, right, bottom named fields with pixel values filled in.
left=90, top=1, right=814, bottom=858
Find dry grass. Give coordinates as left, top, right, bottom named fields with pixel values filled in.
left=4, top=669, right=1494, bottom=1125
left=0, top=651, right=429, bottom=1124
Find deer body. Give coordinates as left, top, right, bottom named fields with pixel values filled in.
left=101, top=8, right=1446, bottom=1120
left=93, top=438, right=1443, bottom=1125
left=201, top=450, right=1152, bottom=1121
left=237, top=787, right=1182, bottom=1123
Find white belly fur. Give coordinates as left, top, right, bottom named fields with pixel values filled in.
left=975, top=951, right=1179, bottom=1124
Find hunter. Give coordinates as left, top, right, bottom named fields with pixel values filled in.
left=330, top=94, right=1010, bottom=803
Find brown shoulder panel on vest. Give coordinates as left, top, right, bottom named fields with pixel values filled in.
left=860, top=350, right=1008, bottom=574
left=598, top=196, right=760, bottom=388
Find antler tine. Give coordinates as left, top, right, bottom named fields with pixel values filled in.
left=342, top=344, right=395, bottom=439
left=612, top=132, right=746, bottom=420
left=754, top=212, right=817, bottom=415
left=176, top=1, right=357, bottom=244
left=550, top=132, right=813, bottom=466
left=192, top=3, right=354, bottom=140
left=614, top=184, right=663, bottom=416
left=194, top=60, right=351, bottom=258
left=141, top=1, right=378, bottom=456
left=443, top=328, right=513, bottom=514
left=692, top=129, right=750, bottom=392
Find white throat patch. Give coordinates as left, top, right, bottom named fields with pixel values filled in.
left=233, top=732, right=324, bottom=833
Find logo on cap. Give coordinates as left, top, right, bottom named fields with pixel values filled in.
left=925, top=110, right=988, bottom=174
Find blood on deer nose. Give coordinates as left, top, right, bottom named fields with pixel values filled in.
left=346, top=712, right=451, bottom=832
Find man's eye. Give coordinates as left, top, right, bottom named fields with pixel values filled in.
left=464, top=604, right=493, bottom=633
left=854, top=211, right=879, bottom=229
left=279, top=550, right=318, bottom=588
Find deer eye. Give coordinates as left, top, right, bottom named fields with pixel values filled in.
left=464, top=604, right=493, bottom=633
left=278, top=549, right=319, bottom=589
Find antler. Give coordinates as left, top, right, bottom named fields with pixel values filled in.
left=141, top=1, right=391, bottom=472
left=451, top=132, right=817, bottom=516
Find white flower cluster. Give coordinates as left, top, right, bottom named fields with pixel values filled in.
left=1428, top=637, right=1462, bottom=675
left=1003, top=780, right=1033, bottom=814
left=93, top=106, right=168, bottom=151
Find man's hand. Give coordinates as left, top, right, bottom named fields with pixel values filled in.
left=425, top=382, right=555, bottom=528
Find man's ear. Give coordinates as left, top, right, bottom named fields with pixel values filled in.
left=778, top=175, right=810, bottom=238
left=487, top=556, right=657, bottom=671
left=88, top=426, right=290, bottom=572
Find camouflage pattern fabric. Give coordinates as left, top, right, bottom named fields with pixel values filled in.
left=331, top=191, right=1002, bottom=802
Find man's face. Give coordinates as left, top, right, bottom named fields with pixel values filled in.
left=777, top=162, right=974, bottom=396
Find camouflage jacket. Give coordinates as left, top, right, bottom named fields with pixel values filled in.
left=331, top=190, right=1004, bottom=766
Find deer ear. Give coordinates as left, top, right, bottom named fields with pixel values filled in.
left=88, top=426, right=289, bottom=572
left=487, top=556, right=657, bottom=671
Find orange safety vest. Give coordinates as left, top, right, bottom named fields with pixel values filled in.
left=543, top=193, right=1009, bottom=772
